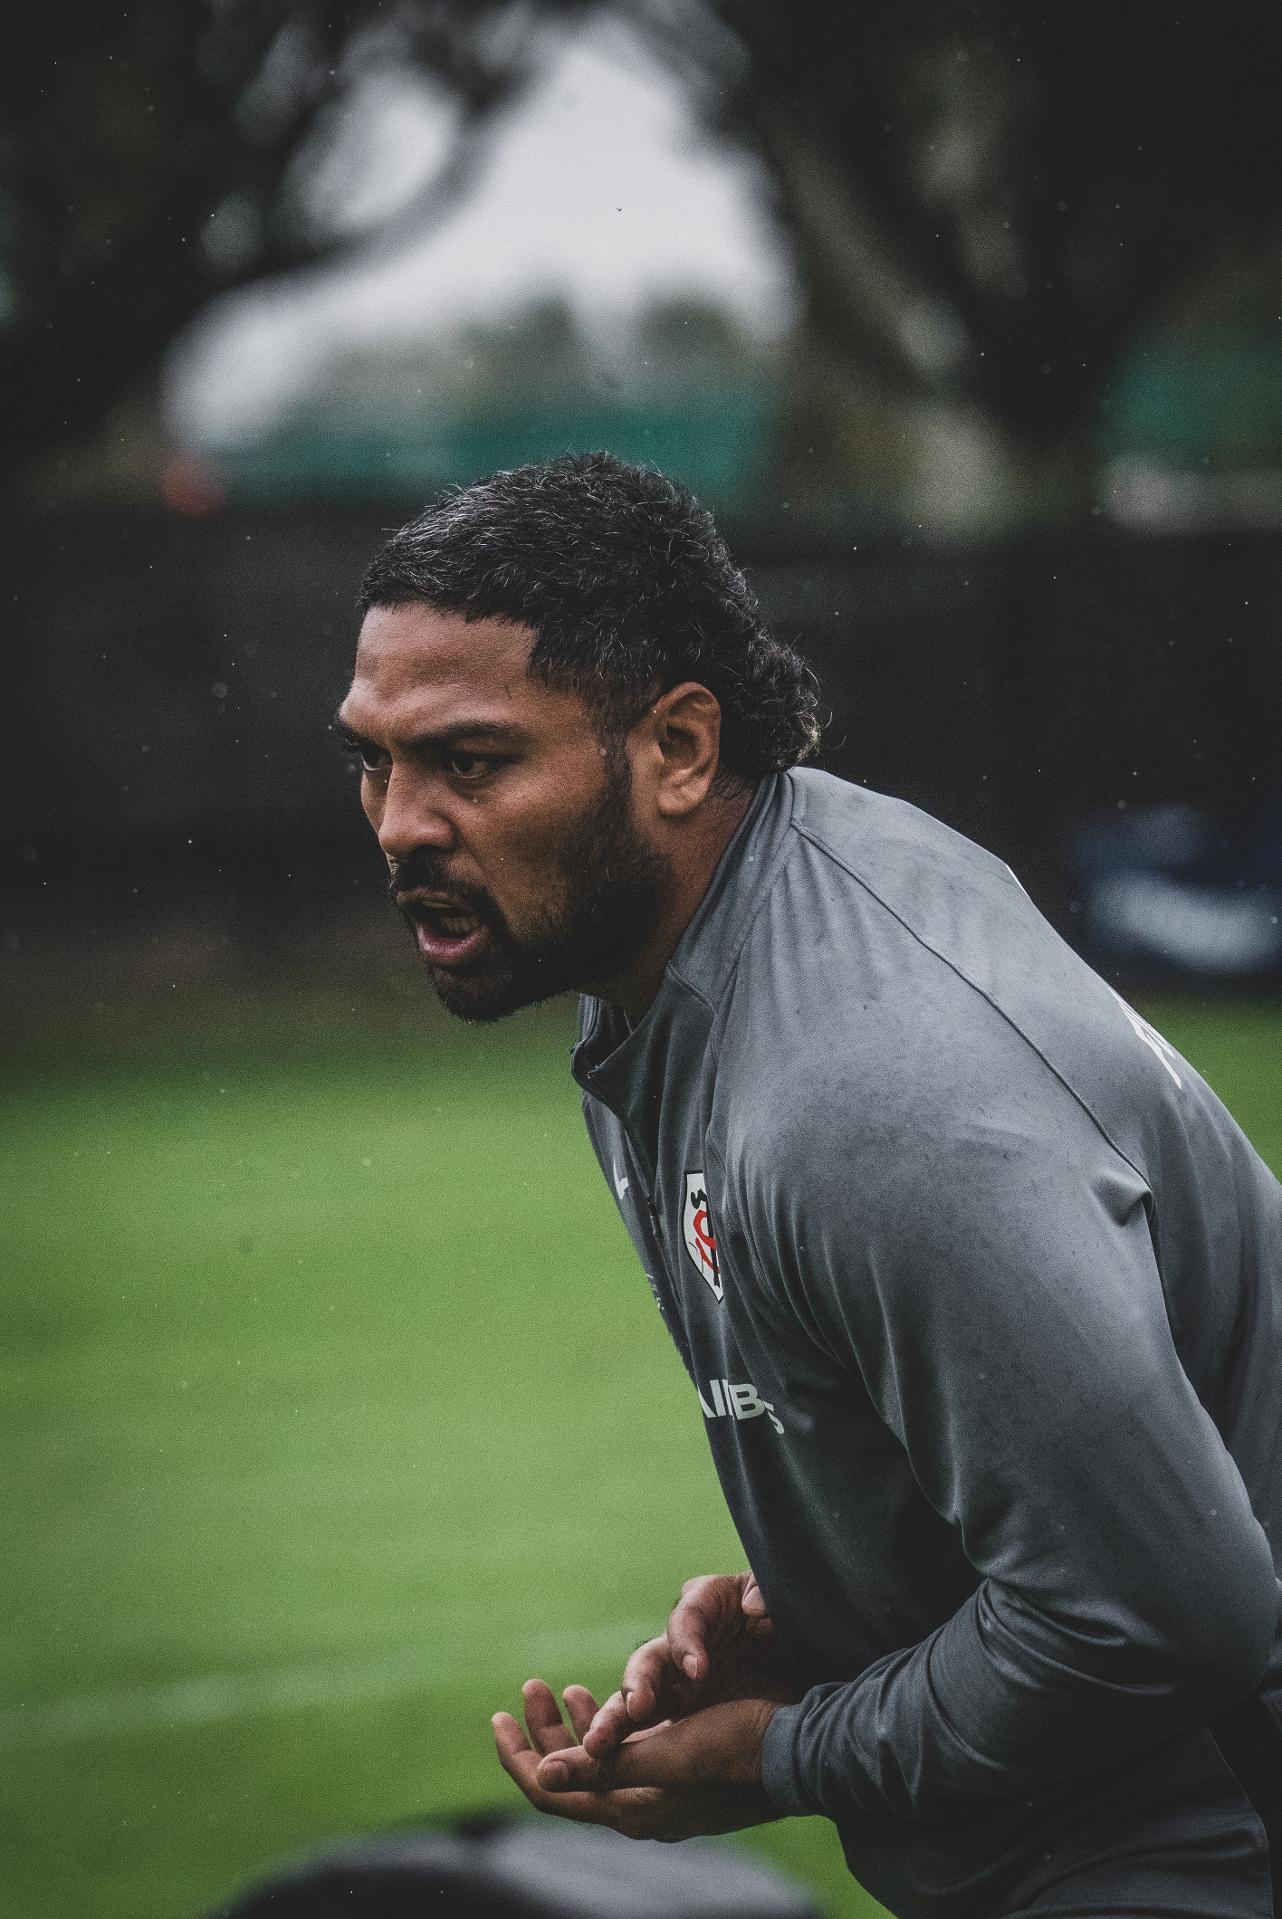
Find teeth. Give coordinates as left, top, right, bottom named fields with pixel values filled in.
left=436, top=910, right=477, bottom=936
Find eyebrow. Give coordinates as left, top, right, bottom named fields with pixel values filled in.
left=331, top=711, right=530, bottom=753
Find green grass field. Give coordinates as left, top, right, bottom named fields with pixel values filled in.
left=3, top=995, right=1280, bottom=1919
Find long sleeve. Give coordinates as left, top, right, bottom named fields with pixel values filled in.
left=752, top=1105, right=1278, bottom=1822
left=574, top=767, right=1282, bottom=1908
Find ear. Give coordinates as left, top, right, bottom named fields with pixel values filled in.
left=636, top=681, right=723, bottom=819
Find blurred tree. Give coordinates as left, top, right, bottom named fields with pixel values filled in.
left=708, top=0, right=1282, bottom=512
left=0, top=0, right=547, bottom=498
left=5, top=0, right=1281, bottom=509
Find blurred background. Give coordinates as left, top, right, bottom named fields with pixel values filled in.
left=3, top=5, right=1281, bottom=1916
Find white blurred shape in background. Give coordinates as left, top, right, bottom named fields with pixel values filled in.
left=168, top=16, right=797, bottom=447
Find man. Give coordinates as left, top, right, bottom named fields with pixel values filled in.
left=338, top=452, right=1282, bottom=1918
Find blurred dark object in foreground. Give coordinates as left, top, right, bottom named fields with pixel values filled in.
left=5, top=505, right=1280, bottom=997
left=204, top=1810, right=823, bottom=1918
left=1067, top=796, right=1282, bottom=985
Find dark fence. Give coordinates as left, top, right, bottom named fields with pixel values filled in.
left=5, top=505, right=1280, bottom=940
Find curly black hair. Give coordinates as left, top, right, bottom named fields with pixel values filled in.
left=357, top=451, right=822, bottom=784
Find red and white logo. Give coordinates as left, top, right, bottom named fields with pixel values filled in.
left=682, top=1171, right=723, bottom=1302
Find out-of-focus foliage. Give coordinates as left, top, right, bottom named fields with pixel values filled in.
left=719, top=1, right=1282, bottom=455
left=5, top=0, right=1282, bottom=496
left=1, top=0, right=574, bottom=493
left=3, top=1, right=290, bottom=483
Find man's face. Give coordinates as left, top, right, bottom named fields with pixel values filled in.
left=337, top=603, right=671, bottom=1021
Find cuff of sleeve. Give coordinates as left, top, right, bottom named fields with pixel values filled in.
left=760, top=1701, right=812, bottom=1816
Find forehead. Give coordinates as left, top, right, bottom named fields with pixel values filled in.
left=343, top=603, right=581, bottom=739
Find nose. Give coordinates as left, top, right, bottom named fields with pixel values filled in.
left=374, top=764, right=457, bottom=863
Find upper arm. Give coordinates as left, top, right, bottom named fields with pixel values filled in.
left=737, top=1069, right=1276, bottom=1710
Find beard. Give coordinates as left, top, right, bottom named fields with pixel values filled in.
left=389, top=754, right=673, bottom=1023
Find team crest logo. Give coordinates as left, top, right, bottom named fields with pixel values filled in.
left=682, top=1172, right=723, bottom=1302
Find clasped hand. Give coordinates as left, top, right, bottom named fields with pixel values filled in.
left=491, top=1572, right=800, bottom=1841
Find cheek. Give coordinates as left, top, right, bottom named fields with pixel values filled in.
left=487, top=804, right=585, bottom=898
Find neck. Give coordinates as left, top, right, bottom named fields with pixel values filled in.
left=593, top=783, right=753, bottom=1020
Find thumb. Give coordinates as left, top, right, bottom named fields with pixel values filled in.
left=666, top=1586, right=719, bottom=1682
left=668, top=1573, right=756, bottom=1681
left=742, top=1573, right=768, bottom=1617
left=593, top=1699, right=775, bottom=1791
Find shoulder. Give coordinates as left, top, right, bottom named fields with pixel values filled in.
left=786, top=767, right=1021, bottom=900
left=713, top=990, right=1119, bottom=1276
left=776, top=770, right=1050, bottom=1015
left=716, top=771, right=1199, bottom=1185
left=711, top=778, right=1057, bottom=1158
left=710, top=775, right=1159, bottom=1235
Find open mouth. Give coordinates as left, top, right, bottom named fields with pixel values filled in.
left=401, top=896, right=492, bottom=968
left=420, top=903, right=480, bottom=938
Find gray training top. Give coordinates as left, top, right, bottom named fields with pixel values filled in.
left=572, top=769, right=1282, bottom=1919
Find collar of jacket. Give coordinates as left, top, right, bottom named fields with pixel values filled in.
left=570, top=770, right=797, bottom=1160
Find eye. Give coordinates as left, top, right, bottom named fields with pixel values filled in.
left=444, top=750, right=495, bottom=781
left=335, top=727, right=388, bottom=775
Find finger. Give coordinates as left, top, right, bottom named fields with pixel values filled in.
left=668, top=1576, right=736, bottom=1681
left=570, top=1716, right=708, bottom=1792
left=539, top=1717, right=671, bottom=1790
left=492, top=1710, right=533, bottom=1767
left=538, top=1735, right=684, bottom=1793
left=742, top=1573, right=768, bottom=1617
left=521, top=1679, right=576, bottom=1755
left=561, top=1685, right=599, bottom=1743
left=619, top=1636, right=671, bottom=1721
left=581, top=1689, right=633, bottom=1760
left=492, top=1716, right=630, bottom=1825
left=555, top=1699, right=769, bottom=1795
left=536, top=1739, right=600, bottom=1791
